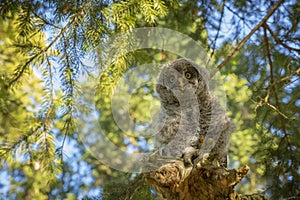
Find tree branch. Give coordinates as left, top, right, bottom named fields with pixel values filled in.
left=207, top=0, right=225, bottom=65
left=8, top=17, right=75, bottom=87
left=265, top=23, right=300, bottom=53
left=8, top=0, right=91, bottom=87
left=263, top=22, right=296, bottom=168
left=210, top=0, right=284, bottom=78
left=144, top=159, right=267, bottom=200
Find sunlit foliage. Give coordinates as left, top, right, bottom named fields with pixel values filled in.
left=0, top=0, right=299, bottom=199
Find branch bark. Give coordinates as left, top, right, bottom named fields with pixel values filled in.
left=144, top=159, right=268, bottom=200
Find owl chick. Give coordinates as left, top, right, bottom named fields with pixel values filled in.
left=155, top=58, right=233, bottom=167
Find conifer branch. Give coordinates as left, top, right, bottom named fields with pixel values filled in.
left=265, top=23, right=300, bottom=53
left=210, top=0, right=284, bottom=78
left=9, top=17, right=76, bottom=87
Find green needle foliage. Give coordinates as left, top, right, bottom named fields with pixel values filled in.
left=0, top=0, right=299, bottom=199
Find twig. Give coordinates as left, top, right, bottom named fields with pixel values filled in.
left=263, top=23, right=296, bottom=163
left=263, top=23, right=275, bottom=85
left=207, top=0, right=225, bottom=65
left=32, top=10, right=61, bottom=29
left=276, top=68, right=300, bottom=86
left=125, top=174, right=144, bottom=200
left=210, top=0, right=285, bottom=78
left=9, top=17, right=75, bottom=87
left=263, top=24, right=290, bottom=121
left=44, top=52, right=55, bottom=121
left=224, top=4, right=252, bottom=30
left=265, top=23, right=300, bottom=53
left=263, top=22, right=289, bottom=123
left=265, top=102, right=289, bottom=120
left=8, top=0, right=91, bottom=87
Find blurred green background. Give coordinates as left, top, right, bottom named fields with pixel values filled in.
left=0, top=0, right=299, bottom=199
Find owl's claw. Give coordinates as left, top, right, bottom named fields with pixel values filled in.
left=182, top=147, right=200, bottom=167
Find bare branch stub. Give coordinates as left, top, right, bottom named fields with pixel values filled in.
left=144, top=159, right=266, bottom=200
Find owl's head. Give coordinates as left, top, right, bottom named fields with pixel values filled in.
left=156, top=58, right=209, bottom=107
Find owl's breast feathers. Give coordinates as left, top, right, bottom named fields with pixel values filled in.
left=154, top=59, right=233, bottom=166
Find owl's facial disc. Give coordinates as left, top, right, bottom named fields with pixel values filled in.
left=156, top=84, right=180, bottom=106
left=156, top=62, right=205, bottom=106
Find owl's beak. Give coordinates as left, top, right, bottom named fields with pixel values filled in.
left=178, top=77, right=185, bottom=91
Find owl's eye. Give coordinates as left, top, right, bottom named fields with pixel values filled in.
left=185, top=72, right=192, bottom=79
left=169, top=75, right=175, bottom=83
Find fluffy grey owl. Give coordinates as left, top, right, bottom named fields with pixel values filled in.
left=154, top=58, right=233, bottom=167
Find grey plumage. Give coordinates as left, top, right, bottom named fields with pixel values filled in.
left=154, top=58, right=233, bottom=166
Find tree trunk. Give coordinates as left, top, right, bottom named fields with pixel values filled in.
left=144, top=159, right=268, bottom=200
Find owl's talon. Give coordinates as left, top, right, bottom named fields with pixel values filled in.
left=182, top=147, right=200, bottom=167
left=183, top=157, right=193, bottom=167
